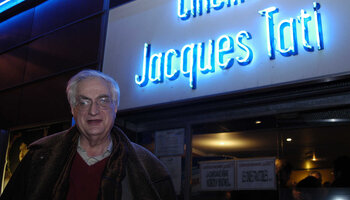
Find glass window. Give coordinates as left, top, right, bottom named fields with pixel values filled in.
left=191, top=115, right=350, bottom=200
left=192, top=118, right=278, bottom=200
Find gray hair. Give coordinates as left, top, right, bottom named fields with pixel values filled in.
left=66, top=70, right=120, bottom=108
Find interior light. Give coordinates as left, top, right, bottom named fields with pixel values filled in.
left=312, top=152, right=317, bottom=161
left=332, top=196, right=347, bottom=200
left=305, top=160, right=312, bottom=170
left=286, top=138, right=292, bottom=142
left=255, top=120, right=262, bottom=124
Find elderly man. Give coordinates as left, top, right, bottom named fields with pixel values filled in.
left=1, top=70, right=176, bottom=200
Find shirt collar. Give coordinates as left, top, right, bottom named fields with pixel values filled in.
left=77, top=136, right=113, bottom=166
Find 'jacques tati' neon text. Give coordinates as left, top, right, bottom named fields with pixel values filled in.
left=135, top=2, right=324, bottom=89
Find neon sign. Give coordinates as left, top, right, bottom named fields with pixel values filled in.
left=135, top=2, right=324, bottom=89
left=259, top=2, right=324, bottom=59
left=178, top=0, right=246, bottom=20
left=135, top=31, right=252, bottom=89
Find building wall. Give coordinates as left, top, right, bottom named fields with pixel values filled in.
left=0, top=0, right=133, bottom=191
left=0, top=0, right=107, bottom=128
left=0, top=0, right=119, bottom=191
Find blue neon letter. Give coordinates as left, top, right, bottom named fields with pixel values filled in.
left=181, top=43, right=197, bottom=89
left=211, top=0, right=224, bottom=11
left=191, top=0, right=197, bottom=17
left=178, top=0, right=191, bottom=20
left=259, top=7, right=279, bottom=59
left=165, top=49, right=180, bottom=80
left=196, top=0, right=203, bottom=16
left=202, top=39, right=215, bottom=74
left=205, top=0, right=211, bottom=13
left=232, top=0, right=245, bottom=6
left=277, top=18, right=297, bottom=56
left=135, top=43, right=150, bottom=87
left=236, top=31, right=253, bottom=66
left=216, top=35, right=234, bottom=69
left=298, top=9, right=314, bottom=52
left=197, top=42, right=205, bottom=73
left=313, top=2, right=324, bottom=50
left=149, top=53, right=164, bottom=83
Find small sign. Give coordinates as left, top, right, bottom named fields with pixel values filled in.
left=155, top=128, right=184, bottom=156
left=236, top=157, right=276, bottom=190
left=200, top=160, right=235, bottom=191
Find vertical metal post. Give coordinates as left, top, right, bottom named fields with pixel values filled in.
left=184, top=124, right=192, bottom=200
left=97, top=0, right=111, bottom=71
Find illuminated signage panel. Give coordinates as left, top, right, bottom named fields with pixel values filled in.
left=103, top=0, right=350, bottom=110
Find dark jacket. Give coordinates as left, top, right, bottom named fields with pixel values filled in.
left=0, top=126, right=176, bottom=200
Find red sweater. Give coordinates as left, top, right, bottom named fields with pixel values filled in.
left=66, top=153, right=109, bottom=200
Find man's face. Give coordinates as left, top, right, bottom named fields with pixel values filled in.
left=71, top=77, right=117, bottom=140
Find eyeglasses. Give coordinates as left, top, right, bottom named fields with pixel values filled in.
left=76, top=96, right=114, bottom=111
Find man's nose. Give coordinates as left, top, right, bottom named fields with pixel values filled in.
left=88, top=102, right=100, bottom=115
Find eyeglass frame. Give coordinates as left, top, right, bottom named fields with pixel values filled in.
left=75, top=95, right=115, bottom=111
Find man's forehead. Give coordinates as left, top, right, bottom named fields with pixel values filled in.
left=78, top=94, right=110, bottom=100
left=76, top=78, right=111, bottom=94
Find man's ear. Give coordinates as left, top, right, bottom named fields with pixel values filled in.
left=71, top=106, right=75, bottom=116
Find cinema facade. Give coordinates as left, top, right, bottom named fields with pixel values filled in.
left=1, top=0, right=350, bottom=199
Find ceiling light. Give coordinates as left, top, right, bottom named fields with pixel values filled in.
left=286, top=138, right=292, bottom=142
left=312, top=152, right=317, bottom=161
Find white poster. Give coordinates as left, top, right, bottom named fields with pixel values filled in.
left=200, top=160, right=235, bottom=191
left=236, top=157, right=276, bottom=190
left=155, top=128, right=184, bottom=156
left=160, top=156, right=182, bottom=195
